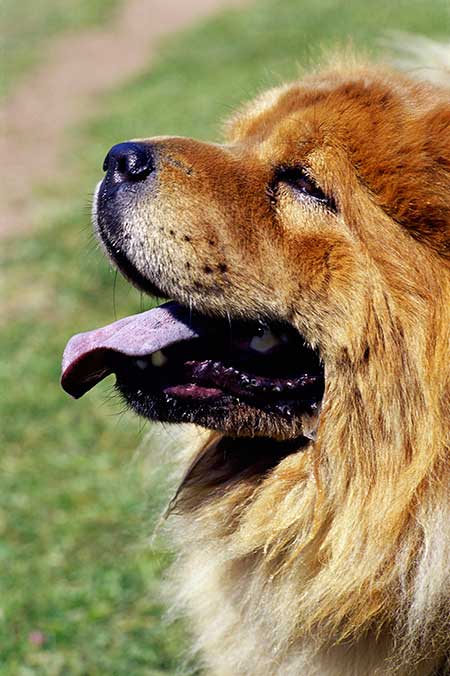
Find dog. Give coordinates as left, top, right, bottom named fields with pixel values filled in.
left=62, top=51, right=450, bottom=675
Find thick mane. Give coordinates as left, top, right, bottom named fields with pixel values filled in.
left=162, top=48, right=450, bottom=675
left=169, top=263, right=449, bottom=672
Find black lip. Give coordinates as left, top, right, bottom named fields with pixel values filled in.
left=117, top=361, right=324, bottom=414
left=116, top=378, right=319, bottom=438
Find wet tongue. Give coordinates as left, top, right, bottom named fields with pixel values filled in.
left=61, top=301, right=209, bottom=399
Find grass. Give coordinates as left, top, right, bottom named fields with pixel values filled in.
left=0, top=0, right=118, bottom=98
left=1, top=0, right=449, bottom=673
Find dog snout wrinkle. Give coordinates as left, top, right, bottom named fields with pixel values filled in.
left=103, top=142, right=155, bottom=187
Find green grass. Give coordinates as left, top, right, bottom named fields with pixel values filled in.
left=0, top=0, right=118, bottom=97
left=1, top=0, right=449, bottom=673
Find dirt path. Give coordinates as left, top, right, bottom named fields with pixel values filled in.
left=0, top=0, right=246, bottom=238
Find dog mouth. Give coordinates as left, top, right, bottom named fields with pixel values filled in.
left=61, top=301, right=324, bottom=439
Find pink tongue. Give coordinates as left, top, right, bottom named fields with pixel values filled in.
left=61, top=301, right=209, bottom=399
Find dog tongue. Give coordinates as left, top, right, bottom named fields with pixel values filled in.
left=61, top=301, right=209, bottom=399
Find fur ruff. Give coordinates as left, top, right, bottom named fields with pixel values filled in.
left=158, top=45, right=450, bottom=676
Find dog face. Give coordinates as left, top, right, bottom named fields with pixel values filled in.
left=63, top=62, right=449, bottom=444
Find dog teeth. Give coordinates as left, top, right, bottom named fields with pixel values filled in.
left=151, top=350, right=168, bottom=367
left=250, top=328, right=280, bottom=353
left=301, top=406, right=321, bottom=441
left=135, top=352, right=168, bottom=369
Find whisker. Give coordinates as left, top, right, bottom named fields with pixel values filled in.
left=226, top=309, right=233, bottom=350
left=113, top=269, right=118, bottom=319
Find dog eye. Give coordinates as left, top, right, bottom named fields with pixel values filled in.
left=286, top=170, right=327, bottom=202
left=270, top=166, right=334, bottom=209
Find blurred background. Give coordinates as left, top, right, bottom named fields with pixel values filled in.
left=1, top=0, right=448, bottom=673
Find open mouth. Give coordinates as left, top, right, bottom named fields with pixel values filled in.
left=61, top=301, right=324, bottom=439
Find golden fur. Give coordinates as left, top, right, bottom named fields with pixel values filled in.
left=108, top=50, right=450, bottom=674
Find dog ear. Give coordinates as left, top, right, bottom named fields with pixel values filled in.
left=425, top=105, right=450, bottom=167
left=379, top=102, right=450, bottom=260
left=412, top=104, right=450, bottom=258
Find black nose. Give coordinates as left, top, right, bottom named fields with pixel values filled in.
left=102, top=142, right=155, bottom=186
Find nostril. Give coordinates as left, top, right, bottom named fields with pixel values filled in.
left=124, top=154, right=153, bottom=182
left=116, top=155, right=128, bottom=175
left=102, top=142, right=155, bottom=185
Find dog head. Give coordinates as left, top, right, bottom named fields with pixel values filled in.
left=62, top=59, right=450, bottom=656
left=63, top=60, right=449, bottom=448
